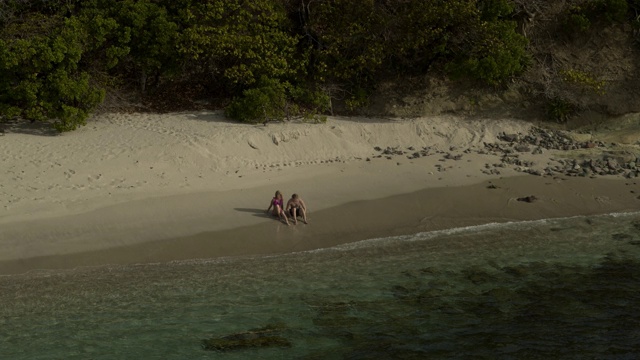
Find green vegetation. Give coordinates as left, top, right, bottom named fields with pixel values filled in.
left=560, top=69, right=606, bottom=95
left=0, top=13, right=105, bottom=131
left=562, top=0, right=628, bottom=34
left=177, top=1, right=302, bottom=91
left=225, top=76, right=290, bottom=123
left=546, top=97, right=578, bottom=123
left=446, top=0, right=529, bottom=85
left=0, top=0, right=636, bottom=130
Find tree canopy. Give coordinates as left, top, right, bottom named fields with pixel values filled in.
left=0, top=0, right=632, bottom=130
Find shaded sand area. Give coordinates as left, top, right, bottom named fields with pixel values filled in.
left=1, top=112, right=639, bottom=274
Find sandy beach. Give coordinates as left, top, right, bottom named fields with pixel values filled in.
left=1, top=111, right=639, bottom=275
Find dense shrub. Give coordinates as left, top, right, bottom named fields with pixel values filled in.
left=78, top=0, right=181, bottom=93
left=562, top=0, right=628, bottom=34
left=303, top=1, right=386, bottom=93
left=446, top=0, right=529, bottom=85
left=177, top=0, right=303, bottom=92
left=546, top=97, right=578, bottom=123
left=225, top=77, right=289, bottom=123
left=225, top=76, right=329, bottom=123
left=302, top=0, right=529, bottom=103
left=446, top=21, right=529, bottom=85
left=0, top=14, right=104, bottom=131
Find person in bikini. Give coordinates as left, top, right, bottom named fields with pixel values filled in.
left=266, top=190, right=290, bottom=225
left=286, top=193, right=308, bottom=224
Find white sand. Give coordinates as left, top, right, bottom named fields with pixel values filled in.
left=1, top=111, right=638, bottom=270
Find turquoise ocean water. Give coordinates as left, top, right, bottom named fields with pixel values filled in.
left=2, top=212, right=640, bottom=359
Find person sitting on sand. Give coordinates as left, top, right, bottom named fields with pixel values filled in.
left=286, top=193, right=308, bottom=224
left=266, top=190, right=290, bottom=225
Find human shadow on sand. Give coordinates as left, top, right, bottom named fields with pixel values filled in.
left=234, top=208, right=273, bottom=219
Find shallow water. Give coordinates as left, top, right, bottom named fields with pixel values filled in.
left=1, top=212, right=640, bottom=359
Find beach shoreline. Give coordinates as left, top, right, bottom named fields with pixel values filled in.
left=1, top=175, right=638, bottom=275
left=1, top=112, right=639, bottom=275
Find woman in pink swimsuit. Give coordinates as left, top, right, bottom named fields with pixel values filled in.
left=266, top=190, right=290, bottom=225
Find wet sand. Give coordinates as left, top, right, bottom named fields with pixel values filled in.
left=1, top=174, right=637, bottom=275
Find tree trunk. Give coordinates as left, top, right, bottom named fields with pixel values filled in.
left=140, top=69, right=147, bottom=95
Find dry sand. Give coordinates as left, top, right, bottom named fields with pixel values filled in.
left=1, top=111, right=639, bottom=274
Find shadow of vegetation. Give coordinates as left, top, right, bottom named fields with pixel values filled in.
left=189, top=111, right=236, bottom=124
left=1, top=119, right=59, bottom=136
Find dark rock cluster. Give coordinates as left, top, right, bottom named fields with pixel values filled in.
left=544, top=157, right=640, bottom=178
left=497, top=128, right=606, bottom=151
left=495, top=128, right=639, bottom=178
left=370, top=126, right=639, bottom=179
left=373, top=145, right=436, bottom=160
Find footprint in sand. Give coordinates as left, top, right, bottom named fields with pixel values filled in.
left=109, top=178, right=125, bottom=187
left=87, top=173, right=103, bottom=183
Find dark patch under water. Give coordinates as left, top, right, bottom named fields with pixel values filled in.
left=300, top=253, right=640, bottom=359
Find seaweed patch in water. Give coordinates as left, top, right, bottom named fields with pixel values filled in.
left=202, top=324, right=291, bottom=351
left=612, top=233, right=633, bottom=241
left=302, top=253, right=640, bottom=359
